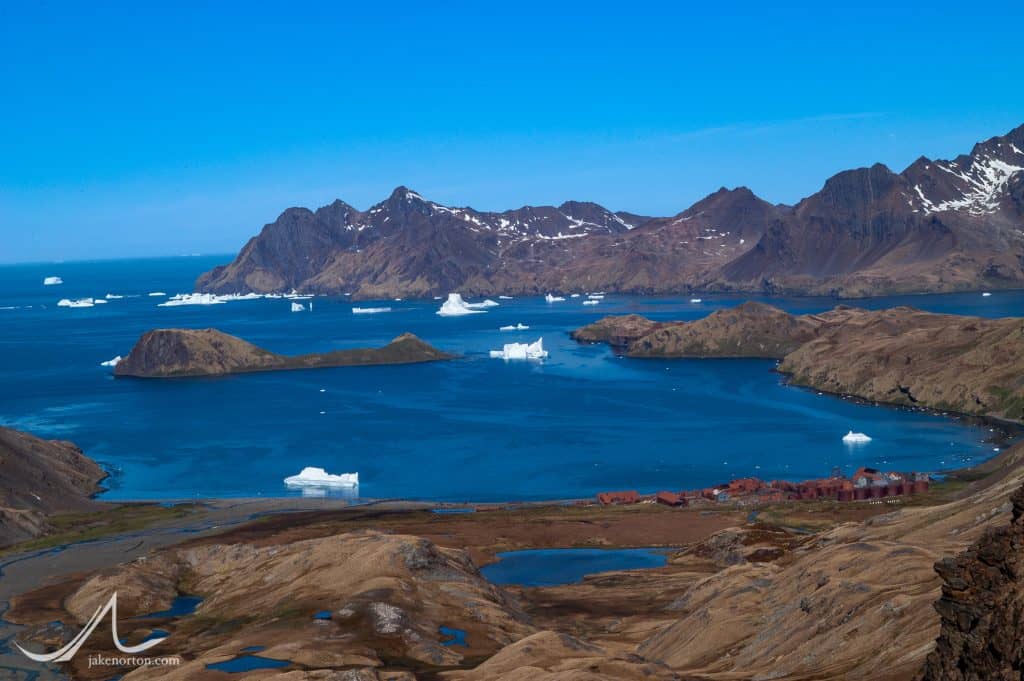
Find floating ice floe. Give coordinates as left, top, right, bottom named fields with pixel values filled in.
left=291, top=302, right=306, bottom=312
left=284, top=467, right=359, bottom=488
left=842, top=430, right=872, bottom=444
left=57, top=298, right=95, bottom=308
left=982, top=292, right=992, bottom=297
left=582, top=299, right=600, bottom=306
left=158, top=292, right=262, bottom=307
left=436, top=293, right=497, bottom=316
left=100, top=356, right=122, bottom=367
left=545, top=294, right=565, bottom=303
left=148, top=292, right=167, bottom=297
left=499, top=323, right=530, bottom=331
left=490, top=337, right=548, bottom=360
left=690, top=298, right=703, bottom=303
left=352, top=306, right=392, bottom=314
left=43, top=276, right=63, bottom=286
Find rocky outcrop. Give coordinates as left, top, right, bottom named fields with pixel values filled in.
left=917, top=484, right=1024, bottom=681
left=115, top=329, right=454, bottom=378
left=198, top=124, right=1024, bottom=299
left=0, top=427, right=106, bottom=546
left=575, top=304, right=1024, bottom=421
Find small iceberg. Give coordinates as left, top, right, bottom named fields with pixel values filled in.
left=291, top=302, right=306, bottom=312
left=842, top=430, right=872, bottom=444
left=159, top=292, right=263, bottom=307
left=570, top=293, right=581, bottom=298
left=982, top=292, right=992, bottom=297
left=57, top=298, right=95, bottom=308
left=587, top=294, right=604, bottom=300
left=100, top=355, right=122, bottom=367
left=490, top=337, right=548, bottom=360
left=545, top=294, right=565, bottom=303
left=104, top=293, right=124, bottom=300
left=690, top=298, right=702, bottom=303
left=582, top=299, right=599, bottom=306
left=352, top=306, right=391, bottom=314
left=437, top=293, right=489, bottom=316
left=148, top=292, right=167, bottom=297
left=43, top=276, right=63, bottom=286
left=499, top=323, right=530, bottom=331
left=284, top=467, right=359, bottom=488
left=498, top=295, right=514, bottom=300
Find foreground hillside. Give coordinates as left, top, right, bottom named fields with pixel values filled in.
left=0, top=427, right=107, bottom=546
left=198, top=124, right=1024, bottom=299
left=575, top=303, right=1024, bottom=421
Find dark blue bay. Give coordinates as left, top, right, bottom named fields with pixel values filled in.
left=0, top=257, right=1012, bottom=502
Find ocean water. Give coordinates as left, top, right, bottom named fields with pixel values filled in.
left=0, top=256, right=1014, bottom=502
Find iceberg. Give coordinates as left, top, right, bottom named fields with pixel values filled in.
left=43, top=276, right=63, bottom=286
left=498, top=295, right=514, bottom=300
left=499, top=323, right=530, bottom=331
left=291, top=302, right=306, bottom=312
left=57, top=298, right=95, bottom=308
left=982, top=292, right=992, bottom=297
left=437, top=293, right=487, bottom=316
left=100, top=355, right=122, bottom=367
left=582, top=299, right=599, bottom=306
left=570, top=293, right=581, bottom=298
left=157, top=292, right=263, bottom=307
left=148, top=292, right=167, bottom=297
left=104, top=293, right=124, bottom=300
left=352, top=306, right=391, bottom=314
left=284, top=467, right=359, bottom=488
left=842, top=430, right=872, bottom=444
left=690, top=298, right=703, bottom=303
left=545, top=294, right=565, bottom=303
left=587, top=294, right=604, bottom=300
left=489, top=337, right=548, bottom=360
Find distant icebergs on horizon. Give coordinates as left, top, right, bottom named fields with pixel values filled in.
left=842, top=430, right=872, bottom=444
left=284, top=466, right=359, bottom=488
left=436, top=293, right=498, bottom=316
left=100, top=355, right=122, bottom=367
left=352, top=306, right=392, bottom=314
left=490, top=337, right=548, bottom=360
left=499, top=323, right=530, bottom=331
left=545, top=294, right=565, bottom=303
left=58, top=298, right=95, bottom=308
left=43, top=276, right=63, bottom=286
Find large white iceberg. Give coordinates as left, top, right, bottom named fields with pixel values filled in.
left=352, top=306, right=391, bottom=314
left=545, top=294, right=565, bottom=303
left=499, top=323, right=530, bottom=331
left=490, top=337, right=548, bottom=360
left=436, top=293, right=496, bottom=316
left=291, top=301, right=306, bottom=312
left=842, top=430, right=872, bottom=444
left=284, top=467, right=359, bottom=488
left=100, top=355, right=122, bottom=367
left=159, top=292, right=264, bottom=307
left=43, top=276, right=63, bottom=286
left=57, top=298, right=95, bottom=308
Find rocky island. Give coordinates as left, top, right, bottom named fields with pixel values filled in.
left=575, top=303, right=1024, bottom=421
left=114, top=329, right=455, bottom=378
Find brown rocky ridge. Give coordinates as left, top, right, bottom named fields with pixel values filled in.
left=0, top=426, right=107, bottom=547
left=197, top=124, right=1024, bottom=299
left=114, top=329, right=455, bottom=378
left=575, top=303, right=1024, bottom=420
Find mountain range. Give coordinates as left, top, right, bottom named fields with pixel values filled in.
left=197, top=123, right=1024, bottom=299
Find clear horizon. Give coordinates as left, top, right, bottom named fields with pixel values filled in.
left=1, top=1, right=1022, bottom=264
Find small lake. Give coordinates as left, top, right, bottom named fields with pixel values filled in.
left=481, top=548, right=669, bottom=587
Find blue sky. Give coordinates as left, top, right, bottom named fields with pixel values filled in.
left=1, top=1, right=1022, bottom=263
